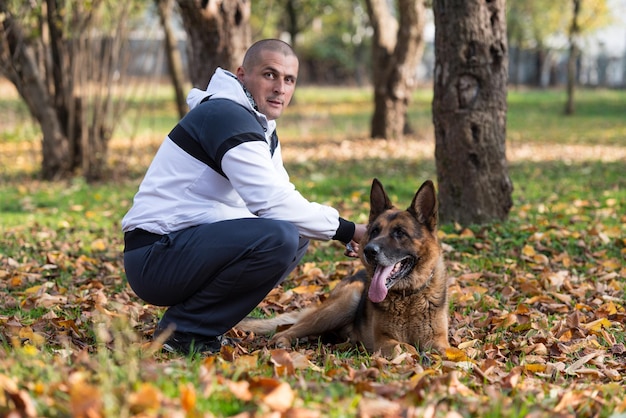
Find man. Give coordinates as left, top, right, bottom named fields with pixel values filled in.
left=122, top=39, right=366, bottom=355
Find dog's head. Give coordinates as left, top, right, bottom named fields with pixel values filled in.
left=360, top=178, right=440, bottom=303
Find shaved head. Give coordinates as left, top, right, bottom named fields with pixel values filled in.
left=242, top=39, right=297, bottom=71
left=237, top=39, right=299, bottom=120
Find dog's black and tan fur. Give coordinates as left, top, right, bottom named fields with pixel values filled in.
left=238, top=179, right=450, bottom=356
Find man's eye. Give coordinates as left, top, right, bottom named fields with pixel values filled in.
left=265, top=72, right=276, bottom=79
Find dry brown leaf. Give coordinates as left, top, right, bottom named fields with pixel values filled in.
left=271, top=348, right=296, bottom=376
left=262, top=382, right=294, bottom=413
left=69, top=382, right=102, bottom=418
left=290, top=351, right=323, bottom=372
left=357, top=396, right=402, bottom=417
left=127, top=383, right=162, bottom=414
left=284, top=407, right=322, bottom=418
left=35, top=293, right=68, bottom=308
left=180, top=382, right=197, bottom=413
left=446, top=371, right=475, bottom=396
left=501, top=366, right=523, bottom=389
left=0, top=374, right=37, bottom=417
left=565, top=352, right=601, bottom=375
left=228, top=380, right=253, bottom=402
left=234, top=353, right=260, bottom=371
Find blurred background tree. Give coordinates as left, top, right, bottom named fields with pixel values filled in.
left=1, top=0, right=622, bottom=227
left=563, top=0, right=611, bottom=114
left=251, top=0, right=371, bottom=85
left=364, top=0, right=427, bottom=139
left=505, top=0, right=611, bottom=112
left=0, top=0, right=142, bottom=181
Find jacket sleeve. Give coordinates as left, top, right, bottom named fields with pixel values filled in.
left=221, top=140, right=345, bottom=241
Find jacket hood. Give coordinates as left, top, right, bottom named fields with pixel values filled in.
left=185, top=68, right=276, bottom=134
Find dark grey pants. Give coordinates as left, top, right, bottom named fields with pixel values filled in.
left=123, top=218, right=309, bottom=338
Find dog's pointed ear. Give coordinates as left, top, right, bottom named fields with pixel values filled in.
left=369, top=178, right=393, bottom=224
left=408, top=180, right=438, bottom=231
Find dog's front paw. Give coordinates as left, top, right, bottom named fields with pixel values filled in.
left=433, top=337, right=450, bottom=354
left=270, top=333, right=292, bottom=349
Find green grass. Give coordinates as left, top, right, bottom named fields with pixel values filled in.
left=506, top=89, right=626, bottom=145
left=0, top=84, right=625, bottom=417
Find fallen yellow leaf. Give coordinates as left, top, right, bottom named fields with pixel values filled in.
left=522, top=245, right=536, bottom=257
left=91, top=238, right=107, bottom=252
left=445, top=347, right=469, bottom=362
left=524, top=364, right=547, bottom=373
left=601, top=258, right=621, bottom=271
left=291, top=284, right=322, bottom=294
left=581, top=317, right=612, bottom=332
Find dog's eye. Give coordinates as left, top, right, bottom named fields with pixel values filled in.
left=369, top=226, right=380, bottom=238
left=392, top=227, right=407, bottom=239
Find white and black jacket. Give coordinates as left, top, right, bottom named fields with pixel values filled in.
left=122, top=68, right=354, bottom=243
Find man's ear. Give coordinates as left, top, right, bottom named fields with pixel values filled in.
left=236, top=66, right=245, bottom=82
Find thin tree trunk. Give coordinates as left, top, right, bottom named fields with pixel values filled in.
left=285, top=0, right=298, bottom=46
left=157, top=0, right=188, bottom=119
left=534, top=47, right=546, bottom=87
left=0, top=5, right=72, bottom=179
left=432, top=0, right=513, bottom=225
left=565, top=0, right=581, bottom=115
left=1, top=1, right=134, bottom=181
left=365, top=0, right=425, bottom=139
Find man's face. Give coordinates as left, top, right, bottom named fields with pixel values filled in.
left=236, top=50, right=298, bottom=121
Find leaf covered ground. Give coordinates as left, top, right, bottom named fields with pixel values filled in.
left=0, top=85, right=625, bottom=417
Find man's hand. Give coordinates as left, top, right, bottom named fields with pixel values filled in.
left=344, top=240, right=360, bottom=258
left=344, top=223, right=366, bottom=258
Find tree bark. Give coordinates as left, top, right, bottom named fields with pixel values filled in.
left=365, top=0, right=425, bottom=139
left=565, top=0, right=581, bottom=115
left=534, top=47, right=546, bottom=87
left=432, top=0, right=513, bottom=225
left=1, top=1, right=134, bottom=181
left=157, top=0, right=189, bottom=119
left=176, top=0, right=251, bottom=88
left=0, top=5, right=73, bottom=179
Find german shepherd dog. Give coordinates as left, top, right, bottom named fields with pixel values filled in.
left=238, top=179, right=450, bottom=356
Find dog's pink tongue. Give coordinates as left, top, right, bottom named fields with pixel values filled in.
left=368, top=264, right=393, bottom=303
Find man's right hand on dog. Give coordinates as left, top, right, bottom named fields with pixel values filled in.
left=345, top=224, right=366, bottom=257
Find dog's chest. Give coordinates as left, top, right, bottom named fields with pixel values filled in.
left=374, top=294, right=438, bottom=337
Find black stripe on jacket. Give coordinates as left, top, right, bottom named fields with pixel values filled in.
left=168, top=126, right=270, bottom=179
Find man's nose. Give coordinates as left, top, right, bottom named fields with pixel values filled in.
left=274, top=79, right=285, bottom=94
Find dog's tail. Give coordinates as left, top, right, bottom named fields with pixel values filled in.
left=236, top=309, right=312, bottom=335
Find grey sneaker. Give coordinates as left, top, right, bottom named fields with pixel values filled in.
left=155, top=328, right=227, bottom=356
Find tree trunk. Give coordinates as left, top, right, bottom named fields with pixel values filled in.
left=0, top=5, right=73, bottom=179
left=285, top=0, right=298, bottom=46
left=534, top=47, right=546, bottom=87
left=511, top=44, right=520, bottom=88
left=432, top=0, right=513, bottom=225
left=157, top=0, right=188, bottom=119
left=177, top=0, right=251, bottom=88
left=1, top=1, right=135, bottom=181
left=565, top=0, right=581, bottom=115
left=365, top=0, right=425, bottom=139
